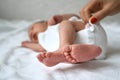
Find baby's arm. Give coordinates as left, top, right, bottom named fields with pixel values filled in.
left=48, top=13, right=80, bottom=25
left=22, top=41, right=46, bottom=52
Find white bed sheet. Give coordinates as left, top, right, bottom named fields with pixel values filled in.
left=0, top=19, right=120, bottom=80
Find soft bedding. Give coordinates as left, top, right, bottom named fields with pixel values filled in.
left=0, top=19, right=120, bottom=80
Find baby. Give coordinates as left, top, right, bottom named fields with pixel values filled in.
left=22, top=13, right=107, bottom=67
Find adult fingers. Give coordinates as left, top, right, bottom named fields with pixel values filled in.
left=80, top=7, right=91, bottom=23
left=80, top=0, right=98, bottom=23
left=90, top=7, right=110, bottom=23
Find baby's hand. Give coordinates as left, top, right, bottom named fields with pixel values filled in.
left=21, top=41, right=31, bottom=48
left=48, top=16, right=57, bottom=26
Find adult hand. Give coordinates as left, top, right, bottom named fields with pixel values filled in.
left=80, top=0, right=120, bottom=23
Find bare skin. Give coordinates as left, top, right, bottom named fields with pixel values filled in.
left=22, top=13, right=102, bottom=67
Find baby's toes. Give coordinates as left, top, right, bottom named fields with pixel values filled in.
left=64, top=52, right=77, bottom=63
left=63, top=45, right=71, bottom=52
left=41, top=52, right=46, bottom=58
left=71, top=59, right=77, bottom=63
left=67, top=57, right=77, bottom=63
left=45, top=52, right=52, bottom=58
left=64, top=53, right=72, bottom=61
left=37, top=54, right=44, bottom=62
left=64, top=52, right=70, bottom=56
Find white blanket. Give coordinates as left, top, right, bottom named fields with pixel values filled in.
left=0, top=19, right=120, bottom=80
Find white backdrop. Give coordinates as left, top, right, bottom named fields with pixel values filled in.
left=0, top=0, right=120, bottom=23
left=0, top=0, right=88, bottom=20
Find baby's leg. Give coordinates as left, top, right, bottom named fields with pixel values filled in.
left=59, top=20, right=85, bottom=47
left=37, top=21, right=79, bottom=66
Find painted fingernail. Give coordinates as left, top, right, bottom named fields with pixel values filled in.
left=90, top=17, right=97, bottom=24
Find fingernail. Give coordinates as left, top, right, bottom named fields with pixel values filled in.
left=90, top=17, right=97, bottom=24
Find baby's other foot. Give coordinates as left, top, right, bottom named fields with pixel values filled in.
left=37, top=51, right=67, bottom=67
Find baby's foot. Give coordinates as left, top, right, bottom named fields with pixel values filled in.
left=37, top=49, right=68, bottom=67
left=64, top=44, right=102, bottom=62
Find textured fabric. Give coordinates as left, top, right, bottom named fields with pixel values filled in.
left=1, top=19, right=120, bottom=80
